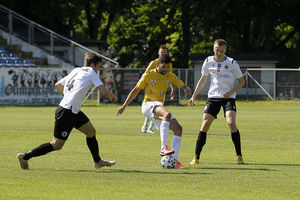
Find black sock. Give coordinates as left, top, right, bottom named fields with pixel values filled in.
left=86, top=136, right=101, bottom=163
left=231, top=130, right=242, bottom=156
left=195, top=131, right=207, bottom=159
left=23, top=142, right=54, bottom=160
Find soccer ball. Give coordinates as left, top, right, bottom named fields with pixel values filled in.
left=160, top=155, right=176, bottom=169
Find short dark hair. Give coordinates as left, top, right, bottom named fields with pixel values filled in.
left=159, top=44, right=167, bottom=50
left=214, top=39, right=227, bottom=47
left=84, top=52, right=102, bottom=66
left=158, top=53, right=171, bottom=64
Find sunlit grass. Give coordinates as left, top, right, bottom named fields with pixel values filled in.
left=0, top=101, right=299, bottom=200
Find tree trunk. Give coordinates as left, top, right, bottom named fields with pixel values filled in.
left=85, top=0, right=103, bottom=39
left=180, top=1, right=190, bottom=68
left=100, top=9, right=116, bottom=41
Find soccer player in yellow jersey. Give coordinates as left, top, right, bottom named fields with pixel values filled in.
left=141, top=45, right=175, bottom=134
left=117, top=54, right=192, bottom=168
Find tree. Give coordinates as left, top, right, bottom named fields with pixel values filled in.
left=1, top=0, right=300, bottom=68
left=107, top=0, right=174, bottom=68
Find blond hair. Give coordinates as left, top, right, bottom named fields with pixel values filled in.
left=214, top=39, right=227, bottom=47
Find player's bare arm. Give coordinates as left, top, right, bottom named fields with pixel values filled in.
left=97, top=85, right=118, bottom=102
left=170, top=84, right=175, bottom=101
left=55, top=82, right=64, bottom=96
left=223, top=76, right=245, bottom=99
left=189, top=75, right=208, bottom=106
left=117, top=86, right=141, bottom=116
left=181, top=85, right=192, bottom=96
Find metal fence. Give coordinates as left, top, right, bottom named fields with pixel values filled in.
left=245, top=68, right=300, bottom=100
left=0, top=4, right=118, bottom=68
left=95, top=68, right=300, bottom=104
left=1, top=67, right=299, bottom=106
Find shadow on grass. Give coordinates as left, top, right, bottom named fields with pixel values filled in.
left=76, top=168, right=211, bottom=175
left=185, top=163, right=278, bottom=171
left=246, top=163, right=300, bottom=167
left=199, top=167, right=276, bottom=171
left=39, top=162, right=298, bottom=173
left=195, top=162, right=300, bottom=171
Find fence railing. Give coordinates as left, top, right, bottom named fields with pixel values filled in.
left=1, top=67, right=300, bottom=106
left=245, top=68, right=300, bottom=100
left=96, top=68, right=300, bottom=103
left=0, top=4, right=118, bottom=68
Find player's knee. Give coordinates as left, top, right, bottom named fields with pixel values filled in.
left=202, top=116, right=210, bottom=124
left=50, top=142, right=64, bottom=150
left=163, top=112, right=171, bottom=121
left=86, top=127, right=96, bottom=137
left=91, top=127, right=96, bottom=136
left=173, top=123, right=182, bottom=136
left=201, top=120, right=211, bottom=129
left=178, top=124, right=183, bottom=134
left=177, top=125, right=183, bottom=136
left=227, top=120, right=236, bottom=129
left=54, top=145, right=63, bottom=150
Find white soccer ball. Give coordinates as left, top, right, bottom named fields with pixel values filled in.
left=160, top=154, right=176, bottom=169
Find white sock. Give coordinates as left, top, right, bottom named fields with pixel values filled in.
left=171, top=135, right=182, bottom=160
left=142, top=117, right=149, bottom=128
left=148, top=120, right=154, bottom=130
left=160, top=121, right=169, bottom=147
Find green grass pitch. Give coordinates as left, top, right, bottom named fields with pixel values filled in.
left=0, top=101, right=299, bottom=200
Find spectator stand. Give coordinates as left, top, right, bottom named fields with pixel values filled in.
left=0, top=46, right=35, bottom=68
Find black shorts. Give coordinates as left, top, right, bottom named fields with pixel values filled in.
left=204, top=98, right=236, bottom=119
left=54, top=106, right=90, bottom=140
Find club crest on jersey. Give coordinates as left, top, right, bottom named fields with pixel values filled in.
left=151, top=80, right=156, bottom=86
left=217, top=63, right=221, bottom=72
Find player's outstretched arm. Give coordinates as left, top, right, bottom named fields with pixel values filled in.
left=189, top=75, right=207, bottom=106
left=97, top=85, right=118, bottom=102
left=117, top=86, right=141, bottom=116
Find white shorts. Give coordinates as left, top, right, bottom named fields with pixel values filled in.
left=141, top=101, right=174, bottom=129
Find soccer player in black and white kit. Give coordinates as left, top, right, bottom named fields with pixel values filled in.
left=17, top=52, right=118, bottom=170
left=189, top=39, right=245, bottom=165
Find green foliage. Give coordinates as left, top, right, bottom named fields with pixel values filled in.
left=1, top=0, right=300, bottom=67
left=0, top=102, right=300, bottom=199
left=107, top=1, right=173, bottom=68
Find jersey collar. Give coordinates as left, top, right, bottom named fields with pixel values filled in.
left=213, top=56, right=227, bottom=62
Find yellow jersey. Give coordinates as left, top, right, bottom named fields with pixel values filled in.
left=145, top=58, right=173, bottom=73
left=137, top=69, right=184, bottom=103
